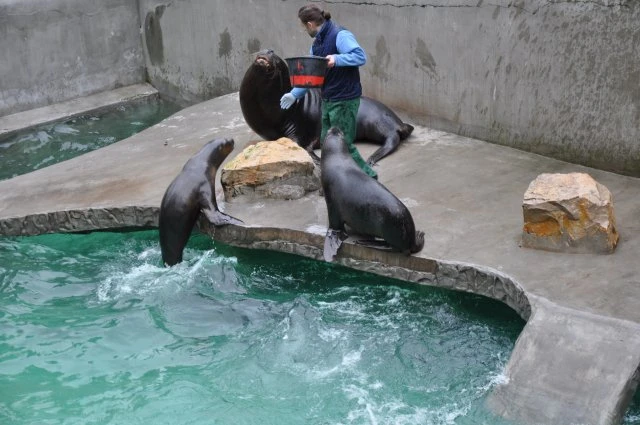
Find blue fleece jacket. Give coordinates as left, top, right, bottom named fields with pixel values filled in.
left=290, top=23, right=366, bottom=99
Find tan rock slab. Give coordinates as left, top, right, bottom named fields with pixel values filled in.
left=221, top=137, right=319, bottom=201
left=522, top=172, right=619, bottom=254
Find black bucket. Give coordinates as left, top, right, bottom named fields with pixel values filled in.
left=285, top=56, right=328, bottom=88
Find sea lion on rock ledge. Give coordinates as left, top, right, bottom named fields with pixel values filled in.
left=159, top=138, right=243, bottom=266
left=320, top=127, right=425, bottom=262
left=239, top=49, right=414, bottom=165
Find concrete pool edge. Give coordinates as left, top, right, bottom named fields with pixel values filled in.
left=0, top=83, right=158, bottom=140
left=0, top=205, right=531, bottom=319
left=0, top=206, right=159, bottom=236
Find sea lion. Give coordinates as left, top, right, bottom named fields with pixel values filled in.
left=239, top=49, right=414, bottom=166
left=159, top=137, right=243, bottom=266
left=320, top=127, right=424, bottom=262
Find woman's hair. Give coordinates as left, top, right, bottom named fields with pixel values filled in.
left=298, top=4, right=331, bottom=24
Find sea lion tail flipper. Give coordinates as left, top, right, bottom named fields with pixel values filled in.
left=366, top=132, right=401, bottom=166
left=203, top=209, right=244, bottom=226
left=411, top=230, right=425, bottom=254
left=323, top=229, right=345, bottom=262
left=399, top=123, right=414, bottom=139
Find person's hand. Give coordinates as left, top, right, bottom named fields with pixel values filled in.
left=280, top=93, right=296, bottom=109
left=326, top=55, right=336, bottom=68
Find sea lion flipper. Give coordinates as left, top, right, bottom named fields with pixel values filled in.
left=309, top=150, right=321, bottom=165
left=366, top=133, right=401, bottom=166
left=411, top=230, right=425, bottom=254
left=354, top=238, right=394, bottom=251
left=323, top=229, right=345, bottom=262
left=203, top=208, right=244, bottom=226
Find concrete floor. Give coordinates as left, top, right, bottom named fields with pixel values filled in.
left=1, top=86, right=639, bottom=425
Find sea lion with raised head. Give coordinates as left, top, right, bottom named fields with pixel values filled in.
left=159, top=137, right=243, bottom=266
left=239, top=49, right=414, bottom=165
left=320, top=127, right=424, bottom=262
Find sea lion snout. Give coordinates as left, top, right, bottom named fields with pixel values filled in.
left=254, top=49, right=274, bottom=68
left=327, top=127, right=343, bottom=137
left=255, top=56, right=270, bottom=67
left=322, top=127, right=347, bottom=154
left=220, top=137, right=235, bottom=156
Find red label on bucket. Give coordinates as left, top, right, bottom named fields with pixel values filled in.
left=290, top=75, right=325, bottom=88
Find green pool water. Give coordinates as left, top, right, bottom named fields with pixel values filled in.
left=1, top=231, right=525, bottom=425
left=0, top=98, right=181, bottom=181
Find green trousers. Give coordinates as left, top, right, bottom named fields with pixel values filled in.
left=320, top=98, right=378, bottom=179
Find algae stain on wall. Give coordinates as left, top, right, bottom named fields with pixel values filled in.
left=414, top=38, right=438, bottom=80
left=144, top=5, right=166, bottom=66
left=247, top=38, right=261, bottom=55
left=218, top=28, right=232, bottom=58
left=371, top=36, right=390, bottom=81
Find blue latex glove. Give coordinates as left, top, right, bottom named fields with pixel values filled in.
left=280, top=93, right=296, bottom=109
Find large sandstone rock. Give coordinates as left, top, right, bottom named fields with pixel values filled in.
left=522, top=172, right=618, bottom=254
left=221, top=138, right=320, bottom=201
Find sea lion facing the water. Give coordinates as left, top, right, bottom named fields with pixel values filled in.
left=239, top=49, right=414, bottom=165
left=320, top=127, right=424, bottom=262
left=159, top=138, right=243, bottom=266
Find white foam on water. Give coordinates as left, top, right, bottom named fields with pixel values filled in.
left=11, top=131, right=50, bottom=153
left=95, top=262, right=168, bottom=302
left=34, top=155, right=55, bottom=169
left=625, top=414, right=640, bottom=423
left=97, top=136, right=116, bottom=144
left=316, top=298, right=367, bottom=320
left=310, top=347, right=364, bottom=380
left=342, top=348, right=362, bottom=368
left=318, top=327, right=346, bottom=342
left=341, top=383, right=470, bottom=425
left=95, top=247, right=236, bottom=304
left=35, top=130, right=52, bottom=143
left=479, top=363, right=510, bottom=392
left=53, top=124, right=80, bottom=135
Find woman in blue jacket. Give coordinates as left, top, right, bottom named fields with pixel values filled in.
left=280, top=4, right=378, bottom=179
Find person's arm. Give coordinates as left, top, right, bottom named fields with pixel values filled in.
left=332, top=30, right=366, bottom=67
left=291, top=87, right=308, bottom=99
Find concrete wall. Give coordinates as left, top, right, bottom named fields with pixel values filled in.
left=137, top=0, right=640, bottom=176
left=3, top=0, right=639, bottom=176
left=0, top=0, right=145, bottom=116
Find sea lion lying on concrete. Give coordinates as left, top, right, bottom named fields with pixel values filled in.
left=239, top=49, right=414, bottom=165
left=320, top=127, right=424, bottom=262
left=159, top=138, right=243, bottom=266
